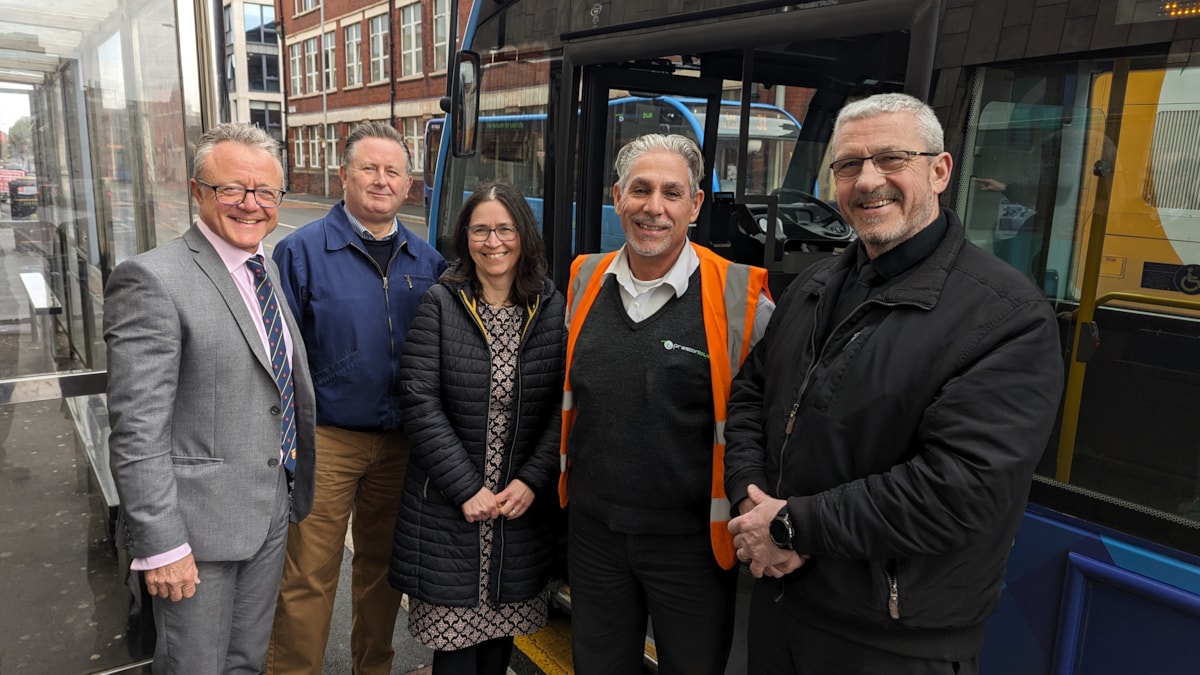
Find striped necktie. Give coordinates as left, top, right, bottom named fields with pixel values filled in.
left=246, top=256, right=297, bottom=472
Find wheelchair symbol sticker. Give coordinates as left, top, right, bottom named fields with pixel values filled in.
left=1173, top=264, right=1200, bottom=295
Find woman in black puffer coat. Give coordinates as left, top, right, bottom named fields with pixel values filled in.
left=389, top=181, right=565, bottom=675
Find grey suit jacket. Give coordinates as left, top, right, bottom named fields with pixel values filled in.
left=104, top=225, right=317, bottom=562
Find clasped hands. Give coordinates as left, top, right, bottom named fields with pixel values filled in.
left=461, top=479, right=533, bottom=523
left=728, top=484, right=809, bottom=579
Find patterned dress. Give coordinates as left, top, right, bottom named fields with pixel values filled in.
left=409, top=302, right=549, bottom=650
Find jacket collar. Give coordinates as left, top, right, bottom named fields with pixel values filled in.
left=321, top=200, right=415, bottom=258
left=442, top=274, right=556, bottom=304
left=800, top=207, right=966, bottom=310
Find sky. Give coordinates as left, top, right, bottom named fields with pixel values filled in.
left=0, top=90, right=32, bottom=136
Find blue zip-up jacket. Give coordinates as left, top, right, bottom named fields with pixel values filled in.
left=272, top=202, right=446, bottom=431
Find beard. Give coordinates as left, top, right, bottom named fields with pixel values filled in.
left=849, top=188, right=937, bottom=255
left=625, top=216, right=678, bottom=258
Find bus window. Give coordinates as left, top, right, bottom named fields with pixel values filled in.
left=958, top=58, right=1200, bottom=524
left=423, top=119, right=443, bottom=214
left=684, top=102, right=800, bottom=196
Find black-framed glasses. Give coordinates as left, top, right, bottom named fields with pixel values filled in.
left=829, top=151, right=941, bottom=180
left=466, top=225, right=519, bottom=242
left=197, top=180, right=286, bottom=208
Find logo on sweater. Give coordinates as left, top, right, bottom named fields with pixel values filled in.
left=661, top=340, right=709, bottom=359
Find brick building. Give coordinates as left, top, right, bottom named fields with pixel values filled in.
left=276, top=0, right=471, bottom=198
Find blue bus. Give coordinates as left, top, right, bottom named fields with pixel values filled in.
left=429, top=1, right=1200, bottom=672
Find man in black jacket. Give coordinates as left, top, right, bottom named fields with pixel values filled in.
left=724, top=93, right=1064, bottom=674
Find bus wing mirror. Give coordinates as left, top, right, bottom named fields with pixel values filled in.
left=452, top=50, right=481, bottom=158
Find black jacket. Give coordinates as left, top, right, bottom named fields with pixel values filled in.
left=725, top=210, right=1064, bottom=660
left=389, top=279, right=566, bottom=607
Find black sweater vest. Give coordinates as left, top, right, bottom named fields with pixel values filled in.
left=567, top=271, right=715, bottom=535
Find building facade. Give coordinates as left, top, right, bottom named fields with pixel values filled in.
left=225, top=0, right=285, bottom=142
left=277, top=0, right=470, bottom=199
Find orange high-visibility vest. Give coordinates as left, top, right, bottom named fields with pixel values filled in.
left=558, top=243, right=770, bottom=570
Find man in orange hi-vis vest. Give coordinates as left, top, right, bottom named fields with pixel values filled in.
left=558, top=134, right=773, bottom=675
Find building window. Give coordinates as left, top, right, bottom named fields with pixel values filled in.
left=294, top=0, right=317, bottom=14
left=225, top=54, right=236, bottom=94
left=309, top=126, right=321, bottom=168
left=326, top=124, right=338, bottom=167
left=400, top=3, right=422, bottom=78
left=433, top=0, right=449, bottom=72
left=344, top=24, right=362, bottom=87
left=304, top=37, right=319, bottom=93
left=289, top=43, right=303, bottom=95
left=369, top=15, right=389, bottom=83
left=404, top=118, right=424, bottom=172
left=323, top=31, right=336, bottom=91
left=244, top=4, right=277, bottom=45
left=294, top=127, right=306, bottom=168
left=224, top=6, right=233, bottom=46
left=250, top=101, right=283, bottom=141
left=247, top=54, right=280, bottom=93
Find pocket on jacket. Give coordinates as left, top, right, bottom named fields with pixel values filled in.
left=313, top=349, right=361, bottom=385
left=170, top=456, right=225, bottom=465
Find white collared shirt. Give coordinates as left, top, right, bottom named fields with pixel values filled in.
left=599, top=243, right=774, bottom=341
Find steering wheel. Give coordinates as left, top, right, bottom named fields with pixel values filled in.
left=770, top=187, right=844, bottom=229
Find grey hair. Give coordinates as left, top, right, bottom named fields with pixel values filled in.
left=614, top=134, right=705, bottom=196
left=342, top=120, right=413, bottom=174
left=193, top=122, right=283, bottom=180
left=832, top=93, right=945, bottom=153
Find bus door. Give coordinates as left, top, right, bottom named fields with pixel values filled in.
left=573, top=66, right=723, bottom=259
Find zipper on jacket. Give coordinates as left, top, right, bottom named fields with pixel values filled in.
left=351, top=242, right=404, bottom=408
left=476, top=523, right=485, bottom=607
left=777, top=295, right=825, bottom=495
left=775, top=295, right=928, bottom=494
left=405, top=273, right=413, bottom=289
left=886, top=560, right=900, bottom=620
left=842, top=329, right=863, bottom=352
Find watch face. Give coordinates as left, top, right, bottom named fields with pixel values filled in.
left=770, top=515, right=793, bottom=549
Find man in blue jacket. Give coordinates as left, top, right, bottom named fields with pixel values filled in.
left=267, top=121, right=446, bottom=675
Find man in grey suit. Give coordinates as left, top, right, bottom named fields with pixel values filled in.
left=105, top=122, right=317, bottom=674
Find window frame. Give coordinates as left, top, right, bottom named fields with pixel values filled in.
left=399, top=3, right=422, bottom=78
left=304, top=36, right=320, bottom=93
left=433, top=0, right=449, bottom=72
left=247, top=53, right=281, bottom=93
left=288, top=43, right=303, bottom=95
left=369, top=15, right=390, bottom=84
left=322, top=31, right=337, bottom=91
left=344, top=23, right=362, bottom=87
left=294, top=127, right=306, bottom=168
left=309, top=125, right=321, bottom=169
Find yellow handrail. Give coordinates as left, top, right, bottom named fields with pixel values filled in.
left=1093, top=292, right=1200, bottom=314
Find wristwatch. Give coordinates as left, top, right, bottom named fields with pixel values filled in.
left=769, top=506, right=794, bottom=550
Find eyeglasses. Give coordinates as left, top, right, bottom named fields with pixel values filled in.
left=197, top=180, right=286, bottom=208
left=467, top=225, right=519, bottom=242
left=829, top=151, right=941, bottom=180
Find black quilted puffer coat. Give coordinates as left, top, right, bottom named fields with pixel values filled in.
left=388, top=278, right=566, bottom=607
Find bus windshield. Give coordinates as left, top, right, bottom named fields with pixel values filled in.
left=681, top=101, right=799, bottom=194
left=426, top=97, right=802, bottom=252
